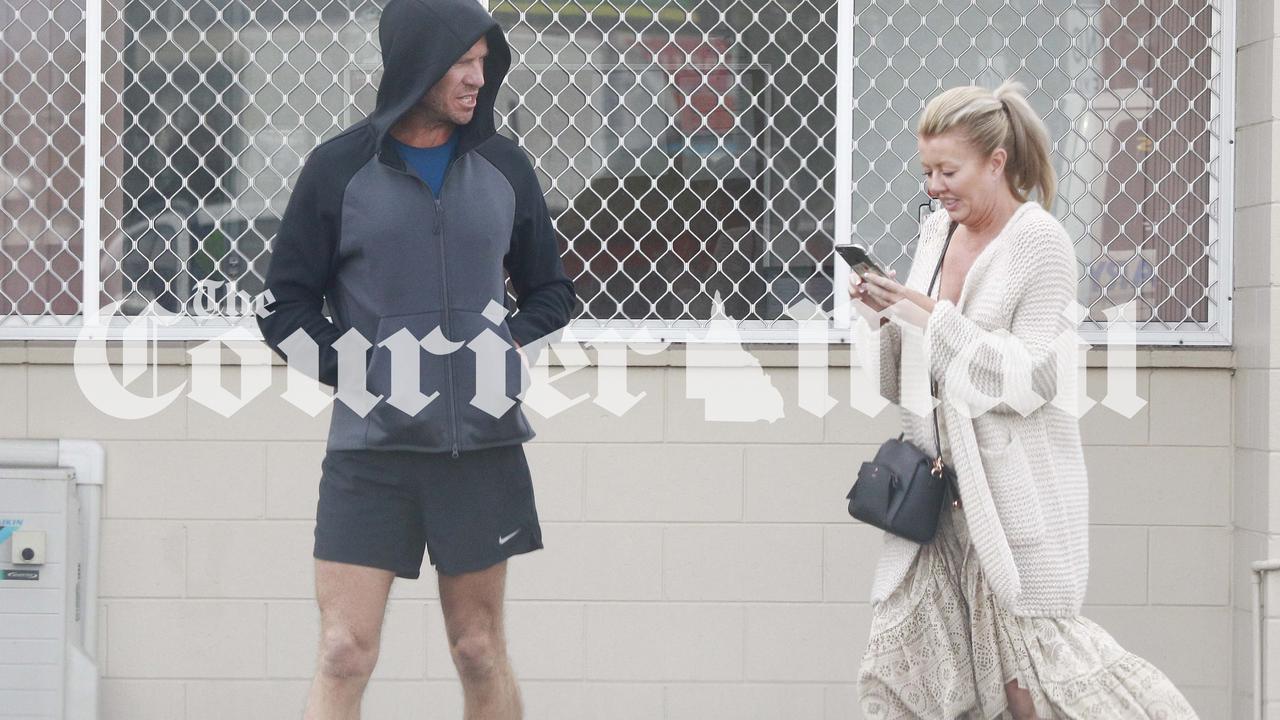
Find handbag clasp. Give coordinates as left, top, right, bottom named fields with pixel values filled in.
left=930, top=456, right=944, bottom=478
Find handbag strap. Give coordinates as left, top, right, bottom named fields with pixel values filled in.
left=926, top=221, right=962, bottom=507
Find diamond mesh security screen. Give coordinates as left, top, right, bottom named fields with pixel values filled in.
left=496, top=0, right=836, bottom=332
left=0, top=0, right=1233, bottom=343
left=0, top=0, right=85, bottom=322
left=97, top=0, right=374, bottom=323
left=854, top=0, right=1231, bottom=341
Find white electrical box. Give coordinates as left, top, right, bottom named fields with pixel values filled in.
left=0, top=467, right=83, bottom=719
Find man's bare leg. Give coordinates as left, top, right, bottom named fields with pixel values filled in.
left=439, top=561, right=521, bottom=720
left=303, top=559, right=395, bottom=720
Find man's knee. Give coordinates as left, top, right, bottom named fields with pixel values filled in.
left=449, top=628, right=504, bottom=682
left=318, top=625, right=380, bottom=680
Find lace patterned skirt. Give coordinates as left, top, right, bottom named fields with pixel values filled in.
left=857, top=507, right=1199, bottom=719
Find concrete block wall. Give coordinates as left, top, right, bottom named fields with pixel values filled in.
left=0, top=347, right=1234, bottom=719
left=1233, top=1, right=1280, bottom=717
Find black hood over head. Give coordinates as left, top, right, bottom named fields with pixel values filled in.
left=370, top=0, right=512, bottom=158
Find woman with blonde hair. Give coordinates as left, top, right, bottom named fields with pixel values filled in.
left=848, top=81, right=1197, bottom=719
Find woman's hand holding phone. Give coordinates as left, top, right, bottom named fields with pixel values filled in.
left=842, top=244, right=935, bottom=320
left=848, top=269, right=938, bottom=328
left=841, top=244, right=893, bottom=312
left=848, top=268, right=896, bottom=312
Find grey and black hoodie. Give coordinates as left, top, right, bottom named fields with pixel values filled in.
left=258, top=0, right=575, bottom=455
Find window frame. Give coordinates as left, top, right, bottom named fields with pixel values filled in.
left=0, top=0, right=1235, bottom=345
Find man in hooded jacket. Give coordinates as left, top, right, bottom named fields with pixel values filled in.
left=257, top=0, right=575, bottom=716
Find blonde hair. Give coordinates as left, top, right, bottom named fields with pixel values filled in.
left=917, top=81, right=1056, bottom=209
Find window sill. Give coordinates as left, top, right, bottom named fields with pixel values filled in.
left=0, top=340, right=1235, bottom=370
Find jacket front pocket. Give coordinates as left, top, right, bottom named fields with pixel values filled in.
left=448, top=309, right=532, bottom=446
left=363, top=312, right=454, bottom=450
left=978, top=431, right=1045, bottom=546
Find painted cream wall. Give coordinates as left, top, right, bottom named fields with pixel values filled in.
left=0, top=345, right=1234, bottom=719
left=1232, top=1, right=1280, bottom=718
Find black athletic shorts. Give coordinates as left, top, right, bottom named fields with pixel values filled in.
left=314, top=444, right=543, bottom=578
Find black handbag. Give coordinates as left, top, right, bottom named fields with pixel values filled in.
left=846, top=221, right=962, bottom=544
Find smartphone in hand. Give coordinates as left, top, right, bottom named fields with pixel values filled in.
left=834, top=244, right=887, bottom=279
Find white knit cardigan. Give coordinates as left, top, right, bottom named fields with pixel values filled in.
left=864, top=201, right=1090, bottom=618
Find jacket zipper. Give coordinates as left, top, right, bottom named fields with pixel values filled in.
left=433, top=194, right=461, bottom=459
left=385, top=146, right=463, bottom=458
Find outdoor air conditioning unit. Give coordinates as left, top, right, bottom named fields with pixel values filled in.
left=0, top=440, right=103, bottom=719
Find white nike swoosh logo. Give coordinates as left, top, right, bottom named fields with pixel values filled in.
left=498, top=529, right=521, bottom=545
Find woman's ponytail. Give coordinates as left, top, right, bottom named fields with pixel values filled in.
left=993, top=81, right=1056, bottom=209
